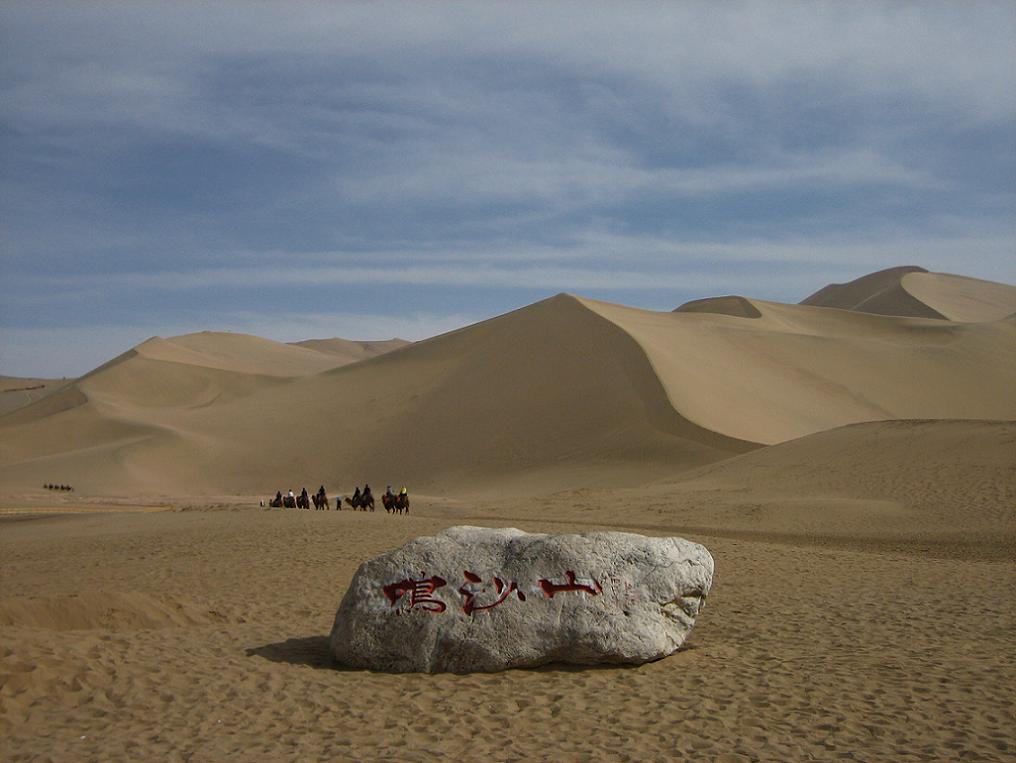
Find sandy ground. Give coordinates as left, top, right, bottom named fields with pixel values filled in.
left=2, top=497, right=1013, bottom=763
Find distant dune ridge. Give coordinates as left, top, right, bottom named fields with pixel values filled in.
left=290, top=337, right=410, bottom=365
left=0, top=266, right=1014, bottom=498
left=0, top=376, right=71, bottom=417
left=799, top=265, right=1016, bottom=321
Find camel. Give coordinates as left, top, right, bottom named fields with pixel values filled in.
left=312, top=492, right=329, bottom=510
left=344, top=494, right=374, bottom=512
left=382, top=493, right=410, bottom=515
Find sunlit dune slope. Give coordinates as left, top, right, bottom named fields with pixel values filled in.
left=581, top=296, right=1016, bottom=444
left=902, top=271, right=1016, bottom=322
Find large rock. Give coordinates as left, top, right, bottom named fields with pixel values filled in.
left=329, top=526, right=714, bottom=673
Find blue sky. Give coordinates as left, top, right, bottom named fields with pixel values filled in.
left=2, top=1, right=1014, bottom=377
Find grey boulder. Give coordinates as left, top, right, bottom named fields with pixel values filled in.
left=329, top=526, right=713, bottom=673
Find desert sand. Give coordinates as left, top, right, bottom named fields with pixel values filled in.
left=1, top=266, right=1014, bottom=761
left=0, top=376, right=71, bottom=418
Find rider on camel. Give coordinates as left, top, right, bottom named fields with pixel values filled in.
left=363, top=484, right=373, bottom=504
left=352, top=486, right=361, bottom=504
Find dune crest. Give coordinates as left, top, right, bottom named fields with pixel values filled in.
left=134, top=332, right=348, bottom=377
left=673, top=295, right=762, bottom=319
left=800, top=265, right=944, bottom=318
left=290, top=337, right=410, bottom=365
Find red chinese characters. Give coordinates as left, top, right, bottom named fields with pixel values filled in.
left=458, top=570, right=526, bottom=615
left=382, top=574, right=448, bottom=613
left=538, top=570, right=602, bottom=599
left=380, top=569, right=603, bottom=614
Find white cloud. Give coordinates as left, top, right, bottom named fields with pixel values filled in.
left=334, top=146, right=940, bottom=212
left=11, top=231, right=1012, bottom=298
left=4, top=2, right=1013, bottom=144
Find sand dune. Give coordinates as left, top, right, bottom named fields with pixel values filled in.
left=581, top=295, right=1016, bottom=444
left=109, top=293, right=754, bottom=496
left=0, top=376, right=71, bottom=417
left=489, top=419, right=1015, bottom=551
left=291, top=337, right=410, bottom=364
left=131, top=332, right=350, bottom=377
left=902, top=271, right=1016, bottom=322
left=0, top=332, right=412, bottom=494
left=801, top=265, right=1016, bottom=321
left=2, top=271, right=1015, bottom=496
left=800, top=264, right=940, bottom=317
left=4, top=332, right=406, bottom=424
left=673, top=294, right=763, bottom=319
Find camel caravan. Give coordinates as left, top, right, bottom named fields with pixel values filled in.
left=264, top=484, right=409, bottom=515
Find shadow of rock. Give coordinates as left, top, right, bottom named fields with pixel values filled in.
left=247, top=636, right=698, bottom=673
left=246, top=635, right=334, bottom=669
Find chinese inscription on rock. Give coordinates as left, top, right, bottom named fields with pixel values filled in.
left=382, top=569, right=602, bottom=615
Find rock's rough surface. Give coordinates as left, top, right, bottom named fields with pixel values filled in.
left=329, top=526, right=714, bottom=673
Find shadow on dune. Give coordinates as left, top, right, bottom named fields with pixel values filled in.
left=246, top=635, right=334, bottom=669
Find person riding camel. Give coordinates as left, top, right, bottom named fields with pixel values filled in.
left=400, top=485, right=408, bottom=497
left=352, top=486, right=361, bottom=504
left=317, top=485, right=326, bottom=498
left=363, top=484, right=373, bottom=503
left=385, top=485, right=394, bottom=499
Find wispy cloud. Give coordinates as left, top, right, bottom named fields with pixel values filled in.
left=10, top=232, right=1011, bottom=297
